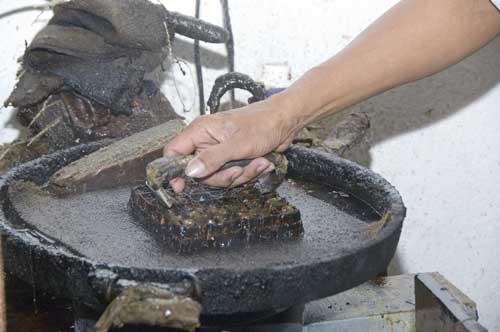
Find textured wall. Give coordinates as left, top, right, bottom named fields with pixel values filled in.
left=1, top=0, right=499, bottom=329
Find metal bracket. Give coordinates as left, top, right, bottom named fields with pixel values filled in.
left=415, top=272, right=487, bottom=332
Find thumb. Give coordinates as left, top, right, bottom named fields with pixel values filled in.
left=185, top=142, right=241, bottom=178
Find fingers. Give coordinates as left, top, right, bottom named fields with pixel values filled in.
left=163, top=125, right=198, bottom=157
left=169, top=177, right=185, bottom=193
left=162, top=102, right=293, bottom=192
left=202, top=166, right=244, bottom=187
left=202, top=157, right=274, bottom=188
left=185, top=141, right=243, bottom=178
left=230, top=158, right=275, bottom=187
left=164, top=136, right=195, bottom=157
left=169, top=157, right=275, bottom=190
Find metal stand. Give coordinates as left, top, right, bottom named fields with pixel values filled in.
left=74, top=273, right=488, bottom=332
left=0, top=237, right=6, bottom=332
left=74, top=304, right=304, bottom=332
left=415, top=273, right=487, bottom=332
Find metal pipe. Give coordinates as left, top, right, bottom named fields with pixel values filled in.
left=0, top=237, right=6, bottom=332
left=220, top=0, right=235, bottom=107
left=166, top=10, right=229, bottom=44
left=194, top=0, right=205, bottom=115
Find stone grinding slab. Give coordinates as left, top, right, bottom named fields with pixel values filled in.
left=8, top=178, right=377, bottom=270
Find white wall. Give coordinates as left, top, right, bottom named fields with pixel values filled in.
left=1, top=1, right=499, bottom=329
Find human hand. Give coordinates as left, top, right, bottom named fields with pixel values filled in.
left=164, top=94, right=301, bottom=192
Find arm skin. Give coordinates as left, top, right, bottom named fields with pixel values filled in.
left=165, top=0, right=500, bottom=191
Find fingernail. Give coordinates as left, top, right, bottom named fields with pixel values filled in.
left=256, top=162, right=270, bottom=173
left=185, top=159, right=206, bottom=178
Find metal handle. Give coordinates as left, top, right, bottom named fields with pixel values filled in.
left=146, top=152, right=288, bottom=208
left=90, top=269, right=202, bottom=332
left=146, top=152, right=287, bottom=189
left=207, top=72, right=266, bottom=113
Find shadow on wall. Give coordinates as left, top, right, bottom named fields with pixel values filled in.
left=359, top=35, right=500, bottom=159
left=337, top=35, right=500, bottom=174
left=357, top=36, right=500, bottom=275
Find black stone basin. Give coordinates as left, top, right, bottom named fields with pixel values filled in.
left=0, top=142, right=405, bottom=317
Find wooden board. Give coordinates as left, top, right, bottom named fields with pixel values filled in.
left=49, top=119, right=185, bottom=195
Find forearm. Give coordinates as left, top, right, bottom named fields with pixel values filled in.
left=273, top=0, right=500, bottom=129
left=165, top=0, right=500, bottom=185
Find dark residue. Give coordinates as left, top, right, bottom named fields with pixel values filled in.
left=9, top=178, right=375, bottom=270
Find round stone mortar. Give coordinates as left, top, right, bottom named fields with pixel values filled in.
left=0, top=142, right=405, bottom=318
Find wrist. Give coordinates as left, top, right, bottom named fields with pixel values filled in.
left=265, top=89, right=308, bottom=136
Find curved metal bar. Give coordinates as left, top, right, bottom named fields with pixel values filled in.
left=166, top=10, right=229, bottom=44
left=220, top=0, right=236, bottom=105
left=193, top=0, right=205, bottom=115
left=207, top=72, right=266, bottom=114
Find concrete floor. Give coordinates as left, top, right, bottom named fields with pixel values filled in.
left=1, top=1, right=499, bottom=330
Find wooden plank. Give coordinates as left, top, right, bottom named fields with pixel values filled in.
left=49, top=119, right=185, bottom=195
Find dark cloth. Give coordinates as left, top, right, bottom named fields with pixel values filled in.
left=9, top=0, right=171, bottom=115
